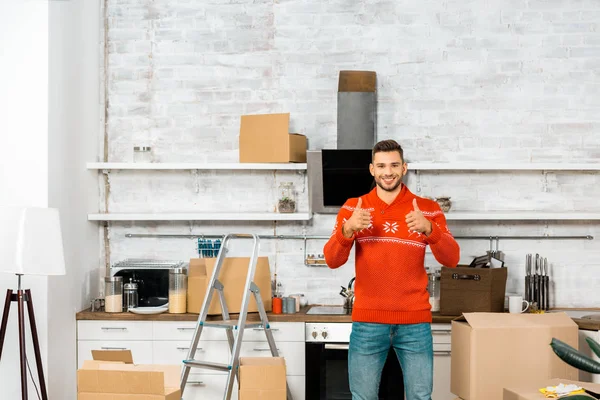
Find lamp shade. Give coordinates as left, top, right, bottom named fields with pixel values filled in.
left=0, top=207, right=66, bottom=276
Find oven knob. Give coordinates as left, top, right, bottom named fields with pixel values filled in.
left=321, top=331, right=328, bottom=339
left=312, top=331, right=317, bottom=339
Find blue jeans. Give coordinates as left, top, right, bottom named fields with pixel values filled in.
left=348, top=322, right=433, bottom=400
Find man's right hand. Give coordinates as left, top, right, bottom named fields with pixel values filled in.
left=342, top=198, right=372, bottom=238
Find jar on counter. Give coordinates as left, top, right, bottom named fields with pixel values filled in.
left=104, top=276, right=123, bottom=313
left=124, top=278, right=139, bottom=312
left=427, top=271, right=441, bottom=312
left=277, top=182, right=296, bottom=213
left=169, top=267, right=187, bottom=314
left=133, top=146, right=153, bottom=163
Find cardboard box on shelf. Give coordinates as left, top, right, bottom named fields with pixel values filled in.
left=77, top=350, right=180, bottom=400
left=239, top=357, right=287, bottom=400
left=440, top=265, right=507, bottom=315
left=451, top=312, right=579, bottom=400
left=239, top=113, right=307, bottom=163
left=187, top=257, right=272, bottom=315
left=504, top=378, right=600, bottom=400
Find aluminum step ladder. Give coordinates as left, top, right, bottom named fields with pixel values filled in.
left=180, top=233, right=293, bottom=400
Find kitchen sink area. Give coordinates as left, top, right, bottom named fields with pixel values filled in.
left=306, top=305, right=350, bottom=315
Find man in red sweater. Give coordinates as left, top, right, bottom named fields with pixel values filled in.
left=323, top=139, right=460, bottom=400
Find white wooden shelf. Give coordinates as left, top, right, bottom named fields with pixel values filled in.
left=408, top=163, right=600, bottom=171
left=86, top=162, right=307, bottom=170
left=444, top=211, right=600, bottom=220
left=87, top=162, right=600, bottom=171
left=88, top=212, right=312, bottom=221
left=87, top=211, right=598, bottom=222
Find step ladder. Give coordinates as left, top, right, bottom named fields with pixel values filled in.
left=180, top=233, right=294, bottom=400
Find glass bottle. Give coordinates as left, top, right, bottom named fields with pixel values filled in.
left=169, top=267, right=187, bottom=314
left=104, top=276, right=123, bottom=313
left=277, top=182, right=296, bottom=213
left=427, top=271, right=441, bottom=312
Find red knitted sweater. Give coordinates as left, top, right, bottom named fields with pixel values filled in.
left=323, top=185, right=460, bottom=324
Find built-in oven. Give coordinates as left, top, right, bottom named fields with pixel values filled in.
left=305, top=323, right=404, bottom=399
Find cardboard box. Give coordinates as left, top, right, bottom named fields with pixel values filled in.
left=239, top=357, right=286, bottom=400
left=451, top=312, right=579, bottom=400
left=503, top=378, right=600, bottom=400
left=187, top=257, right=272, bottom=315
left=440, top=266, right=507, bottom=316
left=77, top=350, right=181, bottom=400
left=239, top=113, right=307, bottom=163
left=338, top=70, right=377, bottom=92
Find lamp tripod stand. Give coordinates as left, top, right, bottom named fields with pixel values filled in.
left=0, top=274, right=48, bottom=400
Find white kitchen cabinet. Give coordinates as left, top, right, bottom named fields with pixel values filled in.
left=78, top=320, right=153, bottom=340
left=153, top=340, right=230, bottom=373
left=432, top=324, right=454, bottom=400
left=77, top=340, right=153, bottom=368
left=578, top=329, right=600, bottom=383
left=77, top=320, right=306, bottom=400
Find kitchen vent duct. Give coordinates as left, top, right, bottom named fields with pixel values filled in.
left=337, top=71, right=377, bottom=149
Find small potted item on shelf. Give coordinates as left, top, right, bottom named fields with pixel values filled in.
left=277, top=182, right=296, bottom=213
left=435, top=196, right=452, bottom=212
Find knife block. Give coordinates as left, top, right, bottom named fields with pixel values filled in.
left=439, top=266, right=508, bottom=316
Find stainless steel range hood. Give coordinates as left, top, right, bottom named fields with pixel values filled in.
left=308, top=71, right=377, bottom=214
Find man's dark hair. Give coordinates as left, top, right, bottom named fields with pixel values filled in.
left=372, top=139, right=404, bottom=162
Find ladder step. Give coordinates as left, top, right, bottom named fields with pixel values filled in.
left=202, top=320, right=264, bottom=329
left=183, top=359, right=231, bottom=371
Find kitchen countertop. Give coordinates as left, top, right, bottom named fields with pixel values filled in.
left=76, top=306, right=459, bottom=324
left=76, top=306, right=600, bottom=329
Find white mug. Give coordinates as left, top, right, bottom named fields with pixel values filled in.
left=509, top=295, right=530, bottom=314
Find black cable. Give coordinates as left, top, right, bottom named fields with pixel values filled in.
left=25, top=355, right=42, bottom=400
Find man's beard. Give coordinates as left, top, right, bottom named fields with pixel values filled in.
left=375, top=175, right=403, bottom=192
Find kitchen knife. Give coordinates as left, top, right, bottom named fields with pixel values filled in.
left=545, top=258, right=550, bottom=311
left=529, top=254, right=535, bottom=304
left=525, top=254, right=530, bottom=302
left=540, top=257, right=545, bottom=311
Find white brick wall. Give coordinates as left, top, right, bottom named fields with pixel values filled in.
left=100, top=0, right=600, bottom=307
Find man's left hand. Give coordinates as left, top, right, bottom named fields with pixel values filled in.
left=406, top=199, right=432, bottom=236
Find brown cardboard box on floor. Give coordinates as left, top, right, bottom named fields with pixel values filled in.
left=239, top=113, right=307, bottom=163
left=187, top=257, right=272, bottom=315
left=77, top=350, right=181, bottom=400
left=451, top=312, right=579, bottom=400
left=239, top=357, right=287, bottom=400
left=504, top=378, right=600, bottom=399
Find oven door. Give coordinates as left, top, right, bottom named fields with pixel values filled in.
left=306, top=342, right=404, bottom=400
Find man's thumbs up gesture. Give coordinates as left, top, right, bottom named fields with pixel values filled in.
left=406, top=199, right=432, bottom=236
left=342, top=198, right=372, bottom=238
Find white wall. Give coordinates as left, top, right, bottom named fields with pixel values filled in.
left=0, top=1, right=100, bottom=399
left=0, top=1, right=50, bottom=399
left=99, top=0, right=600, bottom=308
left=48, top=0, right=100, bottom=399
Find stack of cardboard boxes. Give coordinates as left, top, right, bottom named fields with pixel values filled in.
left=450, top=312, right=596, bottom=400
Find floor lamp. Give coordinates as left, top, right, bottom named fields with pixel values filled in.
left=0, top=207, right=66, bottom=400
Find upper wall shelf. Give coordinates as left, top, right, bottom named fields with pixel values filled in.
left=88, top=212, right=312, bottom=221
left=443, top=211, right=600, bottom=220
left=408, top=163, right=600, bottom=171
left=86, top=162, right=307, bottom=170
left=86, top=211, right=599, bottom=222
left=87, top=162, right=600, bottom=171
